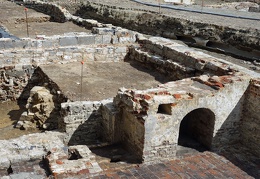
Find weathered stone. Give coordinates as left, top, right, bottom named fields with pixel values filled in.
left=59, top=36, right=78, bottom=46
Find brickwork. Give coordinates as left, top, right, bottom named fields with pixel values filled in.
left=2, top=151, right=253, bottom=179
left=240, top=78, right=260, bottom=157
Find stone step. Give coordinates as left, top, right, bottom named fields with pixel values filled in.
left=128, top=47, right=196, bottom=81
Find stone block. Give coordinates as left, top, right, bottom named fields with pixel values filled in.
left=59, top=36, right=78, bottom=46
left=13, top=40, right=28, bottom=49
left=42, top=39, right=57, bottom=48
left=4, top=39, right=14, bottom=49
left=77, top=35, right=95, bottom=45
left=0, top=157, right=10, bottom=169
left=19, top=111, right=34, bottom=121
left=115, top=46, right=127, bottom=53
left=94, top=35, right=102, bottom=44
left=92, top=27, right=115, bottom=35
left=85, top=48, right=95, bottom=53
left=85, top=53, right=95, bottom=61
left=118, top=36, right=136, bottom=44
left=102, top=35, right=112, bottom=44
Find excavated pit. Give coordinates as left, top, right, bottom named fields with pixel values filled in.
left=0, top=0, right=260, bottom=178
left=38, top=60, right=172, bottom=101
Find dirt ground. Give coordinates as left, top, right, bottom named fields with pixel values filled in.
left=0, top=0, right=91, bottom=38
left=40, top=61, right=171, bottom=101
left=0, top=101, right=40, bottom=140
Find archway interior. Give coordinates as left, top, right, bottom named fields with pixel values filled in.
left=178, top=108, right=215, bottom=152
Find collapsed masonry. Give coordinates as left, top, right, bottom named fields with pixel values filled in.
left=0, top=0, right=259, bottom=177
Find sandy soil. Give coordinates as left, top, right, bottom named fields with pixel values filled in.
left=0, top=101, right=40, bottom=140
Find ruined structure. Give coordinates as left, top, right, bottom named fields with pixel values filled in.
left=0, top=0, right=259, bottom=178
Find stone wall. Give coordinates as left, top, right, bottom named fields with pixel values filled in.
left=21, top=0, right=71, bottom=23
left=128, top=36, right=233, bottom=81
left=0, top=65, right=34, bottom=101
left=240, top=78, right=260, bottom=157
left=60, top=100, right=112, bottom=146
left=0, top=33, right=132, bottom=66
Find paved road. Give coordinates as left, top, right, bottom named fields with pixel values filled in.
left=131, top=0, right=260, bottom=21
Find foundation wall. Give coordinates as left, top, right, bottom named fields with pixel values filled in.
left=0, top=32, right=132, bottom=66
left=61, top=100, right=108, bottom=146
left=240, top=79, right=260, bottom=157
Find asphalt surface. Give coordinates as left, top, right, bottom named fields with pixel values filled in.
left=131, top=0, right=260, bottom=21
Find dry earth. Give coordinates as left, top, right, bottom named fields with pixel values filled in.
left=0, top=0, right=91, bottom=38
left=0, top=101, right=40, bottom=140
left=40, top=61, right=171, bottom=101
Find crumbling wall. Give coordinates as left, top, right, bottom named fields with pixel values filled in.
left=240, top=78, right=260, bottom=157
left=16, top=86, right=57, bottom=130
left=20, top=0, right=71, bottom=23
left=0, top=65, right=34, bottom=101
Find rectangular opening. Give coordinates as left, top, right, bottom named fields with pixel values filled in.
left=157, top=104, right=172, bottom=115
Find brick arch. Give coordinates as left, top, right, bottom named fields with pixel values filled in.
left=178, top=108, right=215, bottom=150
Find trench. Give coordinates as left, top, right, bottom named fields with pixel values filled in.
left=68, top=2, right=260, bottom=62
left=176, top=35, right=260, bottom=62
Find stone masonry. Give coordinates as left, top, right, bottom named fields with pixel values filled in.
left=0, top=0, right=259, bottom=178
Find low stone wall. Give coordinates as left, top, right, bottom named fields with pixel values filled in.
left=240, top=78, right=260, bottom=157
left=0, top=44, right=129, bottom=67
left=21, top=0, right=71, bottom=23
left=128, top=36, right=235, bottom=81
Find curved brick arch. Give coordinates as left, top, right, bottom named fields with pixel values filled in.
left=178, top=108, right=215, bottom=150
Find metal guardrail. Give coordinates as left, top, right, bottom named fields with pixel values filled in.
left=131, top=0, right=260, bottom=21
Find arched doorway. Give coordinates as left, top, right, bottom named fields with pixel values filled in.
left=178, top=108, right=215, bottom=151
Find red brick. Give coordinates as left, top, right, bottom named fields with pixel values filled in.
left=77, top=169, right=89, bottom=175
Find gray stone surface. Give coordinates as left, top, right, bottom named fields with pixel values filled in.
left=0, top=132, right=65, bottom=169
left=59, top=36, right=78, bottom=46
left=8, top=172, right=44, bottom=179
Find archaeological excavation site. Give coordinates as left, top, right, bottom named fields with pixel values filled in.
left=0, top=0, right=259, bottom=178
